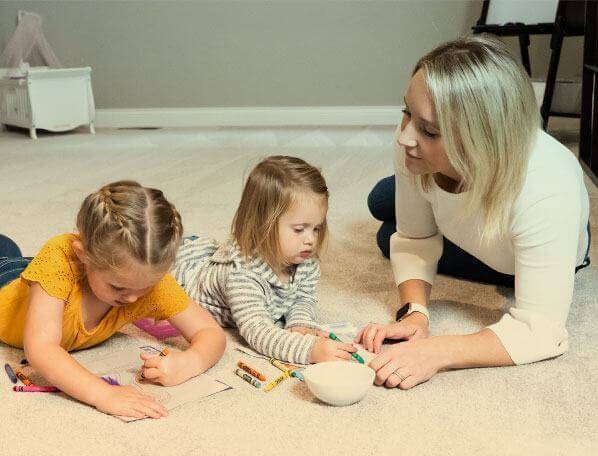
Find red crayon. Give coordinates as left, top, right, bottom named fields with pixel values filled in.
left=13, top=385, right=60, bottom=393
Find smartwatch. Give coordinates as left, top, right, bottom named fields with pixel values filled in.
left=395, top=302, right=430, bottom=322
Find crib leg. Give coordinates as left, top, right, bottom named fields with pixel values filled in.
left=89, top=122, right=95, bottom=135
left=29, top=127, right=37, bottom=140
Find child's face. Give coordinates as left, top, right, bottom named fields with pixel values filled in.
left=85, top=261, right=166, bottom=307
left=277, top=192, right=327, bottom=267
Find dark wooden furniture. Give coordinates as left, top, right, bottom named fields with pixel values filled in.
left=579, top=0, right=598, bottom=182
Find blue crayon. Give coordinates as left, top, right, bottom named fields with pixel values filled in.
left=291, top=368, right=305, bottom=382
left=4, top=363, right=17, bottom=384
left=235, top=369, right=262, bottom=388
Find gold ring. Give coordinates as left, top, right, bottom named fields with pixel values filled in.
left=391, top=371, right=406, bottom=382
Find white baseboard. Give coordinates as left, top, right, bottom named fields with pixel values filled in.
left=95, top=106, right=403, bottom=128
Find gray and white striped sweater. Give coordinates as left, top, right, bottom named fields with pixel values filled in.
left=171, top=236, right=321, bottom=364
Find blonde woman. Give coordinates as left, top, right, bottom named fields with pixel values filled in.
left=172, top=155, right=357, bottom=365
left=0, top=181, right=226, bottom=419
left=357, top=36, right=591, bottom=390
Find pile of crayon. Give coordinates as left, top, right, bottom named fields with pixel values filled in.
left=234, top=359, right=306, bottom=392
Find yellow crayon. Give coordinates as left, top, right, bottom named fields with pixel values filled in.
left=269, top=358, right=290, bottom=373
left=264, top=370, right=290, bottom=392
left=160, top=347, right=170, bottom=357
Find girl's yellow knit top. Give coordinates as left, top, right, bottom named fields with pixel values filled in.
left=0, top=234, right=189, bottom=350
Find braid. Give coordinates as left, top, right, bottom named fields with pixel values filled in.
left=76, top=181, right=183, bottom=271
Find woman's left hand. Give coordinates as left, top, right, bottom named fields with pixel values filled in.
left=369, top=336, right=448, bottom=390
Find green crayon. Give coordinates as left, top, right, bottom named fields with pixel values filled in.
left=328, top=332, right=365, bottom=364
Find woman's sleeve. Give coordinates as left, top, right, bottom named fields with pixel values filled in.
left=486, top=188, right=583, bottom=365
left=390, top=143, right=443, bottom=286
left=225, top=270, right=317, bottom=364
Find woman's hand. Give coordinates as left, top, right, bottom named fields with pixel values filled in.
left=94, top=384, right=168, bottom=419
left=355, top=312, right=429, bottom=354
left=139, top=351, right=192, bottom=387
left=310, top=338, right=357, bottom=363
left=369, top=336, right=447, bottom=390
left=289, top=326, right=329, bottom=337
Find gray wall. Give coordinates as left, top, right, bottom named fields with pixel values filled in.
left=0, top=1, right=583, bottom=110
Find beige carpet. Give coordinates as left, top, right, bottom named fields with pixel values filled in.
left=1, top=126, right=596, bottom=456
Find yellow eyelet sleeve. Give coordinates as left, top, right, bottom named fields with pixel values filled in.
left=20, top=234, right=79, bottom=305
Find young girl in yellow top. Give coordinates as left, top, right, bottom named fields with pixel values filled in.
left=0, top=181, right=226, bottom=420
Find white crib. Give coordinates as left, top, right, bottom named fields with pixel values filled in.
left=0, top=67, right=95, bottom=139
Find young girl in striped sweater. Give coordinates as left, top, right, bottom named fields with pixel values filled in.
left=172, top=156, right=356, bottom=365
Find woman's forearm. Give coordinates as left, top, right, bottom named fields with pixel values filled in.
left=398, top=279, right=431, bottom=306
left=438, top=329, right=514, bottom=370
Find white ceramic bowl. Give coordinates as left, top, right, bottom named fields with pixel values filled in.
left=303, top=361, right=375, bottom=406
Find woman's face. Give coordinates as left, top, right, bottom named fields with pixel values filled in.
left=397, top=70, right=460, bottom=182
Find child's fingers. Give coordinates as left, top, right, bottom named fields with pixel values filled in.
left=139, top=352, right=158, bottom=361
left=140, top=398, right=168, bottom=417
left=141, top=355, right=161, bottom=369
left=140, top=367, right=162, bottom=381
left=334, top=349, right=354, bottom=361
left=315, top=329, right=330, bottom=338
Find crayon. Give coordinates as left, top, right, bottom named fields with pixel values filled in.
left=13, top=385, right=60, bottom=393
left=101, top=376, right=120, bottom=386
left=263, top=370, right=290, bottom=392
left=234, top=369, right=262, bottom=388
left=328, top=332, right=364, bottom=364
left=15, top=370, right=32, bottom=386
left=237, top=361, right=266, bottom=381
left=291, top=368, right=305, bottom=382
left=4, top=363, right=17, bottom=384
left=160, top=347, right=169, bottom=357
left=269, top=358, right=290, bottom=373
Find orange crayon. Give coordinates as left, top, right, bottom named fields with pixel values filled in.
left=15, top=370, right=32, bottom=386
left=237, top=361, right=266, bottom=381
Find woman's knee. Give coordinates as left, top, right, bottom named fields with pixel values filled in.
left=367, top=175, right=396, bottom=221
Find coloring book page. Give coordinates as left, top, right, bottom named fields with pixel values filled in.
left=85, top=345, right=232, bottom=422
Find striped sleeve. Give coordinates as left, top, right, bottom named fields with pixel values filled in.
left=225, top=270, right=317, bottom=364
left=284, top=260, right=321, bottom=330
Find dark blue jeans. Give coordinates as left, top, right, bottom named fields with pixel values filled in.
left=0, top=234, right=32, bottom=288
left=368, top=176, right=591, bottom=288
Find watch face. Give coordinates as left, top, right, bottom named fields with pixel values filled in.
left=395, top=303, right=410, bottom=321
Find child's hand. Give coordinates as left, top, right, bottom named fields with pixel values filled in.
left=310, top=337, right=357, bottom=363
left=139, top=351, right=190, bottom=386
left=289, top=326, right=329, bottom=337
left=94, top=385, right=168, bottom=419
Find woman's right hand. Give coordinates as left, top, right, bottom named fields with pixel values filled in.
left=310, top=337, right=357, bottom=363
left=355, top=312, right=429, bottom=354
left=94, top=384, right=168, bottom=419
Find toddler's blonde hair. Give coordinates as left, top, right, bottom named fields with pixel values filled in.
left=232, top=156, right=328, bottom=272
left=76, top=180, right=183, bottom=271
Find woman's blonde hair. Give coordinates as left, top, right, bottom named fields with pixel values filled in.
left=232, top=155, right=328, bottom=272
left=76, top=180, right=183, bottom=271
left=414, top=35, right=540, bottom=240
